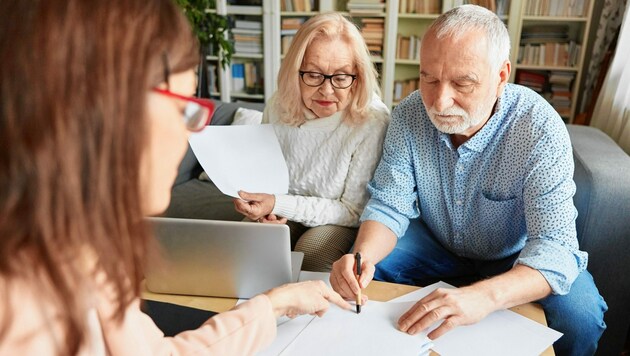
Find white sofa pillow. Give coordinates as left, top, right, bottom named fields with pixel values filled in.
left=231, top=107, right=263, bottom=125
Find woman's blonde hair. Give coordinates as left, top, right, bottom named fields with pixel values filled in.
left=272, top=12, right=380, bottom=126
left=0, top=0, right=197, bottom=353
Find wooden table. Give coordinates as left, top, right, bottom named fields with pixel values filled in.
left=143, top=280, right=554, bottom=355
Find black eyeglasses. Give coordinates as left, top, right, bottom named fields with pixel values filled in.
left=299, top=71, right=357, bottom=89
left=152, top=53, right=214, bottom=132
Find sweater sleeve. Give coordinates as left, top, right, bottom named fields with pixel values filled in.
left=101, top=295, right=277, bottom=356
left=272, top=108, right=390, bottom=227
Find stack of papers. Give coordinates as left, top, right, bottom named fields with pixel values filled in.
left=255, top=273, right=562, bottom=356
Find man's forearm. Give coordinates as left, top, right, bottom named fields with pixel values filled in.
left=471, top=263, right=552, bottom=310
left=351, top=220, right=398, bottom=265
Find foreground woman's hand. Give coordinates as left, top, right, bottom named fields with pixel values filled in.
left=264, top=280, right=352, bottom=318
left=233, top=191, right=275, bottom=221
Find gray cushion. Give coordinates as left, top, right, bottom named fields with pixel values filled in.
left=567, top=124, right=630, bottom=355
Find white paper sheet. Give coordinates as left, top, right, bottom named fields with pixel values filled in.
left=188, top=125, right=288, bottom=198
left=258, top=272, right=433, bottom=356
left=280, top=301, right=433, bottom=356
left=390, top=281, right=563, bottom=356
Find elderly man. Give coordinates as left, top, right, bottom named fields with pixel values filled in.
left=330, top=5, right=606, bottom=355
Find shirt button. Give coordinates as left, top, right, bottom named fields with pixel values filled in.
left=457, top=164, right=463, bottom=172
left=456, top=200, right=463, bottom=206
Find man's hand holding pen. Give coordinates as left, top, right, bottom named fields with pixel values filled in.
left=329, top=253, right=372, bottom=307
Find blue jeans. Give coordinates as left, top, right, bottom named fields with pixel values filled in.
left=374, top=218, right=608, bottom=356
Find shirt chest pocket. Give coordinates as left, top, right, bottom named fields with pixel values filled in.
left=474, top=194, right=525, bottom=253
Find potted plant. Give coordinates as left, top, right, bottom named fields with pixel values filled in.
left=175, top=0, right=233, bottom=97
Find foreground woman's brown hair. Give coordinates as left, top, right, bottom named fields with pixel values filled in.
left=0, top=0, right=198, bottom=353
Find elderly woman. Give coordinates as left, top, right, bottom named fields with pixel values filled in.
left=234, top=13, right=390, bottom=272
left=0, top=1, right=351, bottom=354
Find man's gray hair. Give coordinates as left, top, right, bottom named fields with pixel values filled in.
left=427, top=4, right=510, bottom=71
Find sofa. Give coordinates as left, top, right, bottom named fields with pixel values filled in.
left=165, top=100, right=630, bottom=355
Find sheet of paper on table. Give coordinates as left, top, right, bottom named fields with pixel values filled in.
left=257, top=272, right=432, bottom=356
left=390, top=282, right=563, bottom=356
left=257, top=274, right=562, bottom=356
left=188, top=124, right=288, bottom=198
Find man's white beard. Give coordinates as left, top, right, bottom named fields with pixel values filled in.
left=424, top=102, right=489, bottom=135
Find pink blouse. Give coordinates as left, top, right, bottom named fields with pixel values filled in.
left=0, top=273, right=277, bottom=355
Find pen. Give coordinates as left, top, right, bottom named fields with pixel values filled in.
left=355, top=252, right=362, bottom=314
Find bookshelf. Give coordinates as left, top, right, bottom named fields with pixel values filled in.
left=509, top=0, right=594, bottom=122
left=207, top=0, right=595, bottom=122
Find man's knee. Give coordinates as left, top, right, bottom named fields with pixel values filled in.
left=541, top=272, right=607, bottom=355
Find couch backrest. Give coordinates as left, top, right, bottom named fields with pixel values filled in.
left=174, top=100, right=266, bottom=186
left=567, top=124, right=630, bottom=355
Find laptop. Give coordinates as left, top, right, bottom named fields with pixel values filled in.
left=145, top=217, right=303, bottom=299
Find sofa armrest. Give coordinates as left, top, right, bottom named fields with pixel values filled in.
left=567, top=124, right=630, bottom=355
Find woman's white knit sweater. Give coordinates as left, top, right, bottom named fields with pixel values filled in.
left=264, top=97, right=390, bottom=227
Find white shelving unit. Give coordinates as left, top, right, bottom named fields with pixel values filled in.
left=509, top=0, right=594, bottom=122
left=206, top=0, right=594, bottom=122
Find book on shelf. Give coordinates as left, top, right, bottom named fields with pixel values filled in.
left=399, top=0, right=441, bottom=14
left=231, top=24, right=263, bottom=55
left=396, top=34, right=421, bottom=60
left=281, top=17, right=305, bottom=55
left=518, top=41, right=580, bottom=67
left=281, top=0, right=314, bottom=12
left=244, top=61, right=264, bottom=95
left=234, top=19, right=262, bottom=30
left=231, top=63, right=245, bottom=92
left=514, top=70, right=575, bottom=118
left=515, top=69, right=547, bottom=93
left=525, top=0, right=589, bottom=17
left=347, top=0, right=386, bottom=14
left=393, top=78, right=420, bottom=101
left=357, top=17, right=385, bottom=56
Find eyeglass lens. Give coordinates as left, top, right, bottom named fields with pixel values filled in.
left=184, top=103, right=210, bottom=132
left=301, top=72, right=355, bottom=89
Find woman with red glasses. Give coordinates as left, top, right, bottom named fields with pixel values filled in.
left=0, top=0, right=350, bottom=354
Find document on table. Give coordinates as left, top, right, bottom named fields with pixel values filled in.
left=257, top=272, right=432, bottom=356
left=188, top=125, right=289, bottom=198
left=390, top=282, right=563, bottom=356
left=257, top=277, right=561, bottom=355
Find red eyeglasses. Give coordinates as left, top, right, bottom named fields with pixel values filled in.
left=152, top=88, right=215, bottom=132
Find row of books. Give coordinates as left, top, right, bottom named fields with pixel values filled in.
left=231, top=17, right=263, bottom=55
left=280, top=0, right=315, bottom=12
left=524, top=0, right=589, bottom=17
left=396, top=34, right=422, bottom=60
left=393, top=78, right=419, bottom=102
left=399, top=0, right=441, bottom=14
left=515, top=70, right=575, bottom=117
left=231, top=62, right=264, bottom=95
left=452, top=0, right=510, bottom=15
left=517, top=41, right=581, bottom=67
left=347, top=0, right=386, bottom=15
left=280, top=17, right=305, bottom=55
left=359, top=17, right=385, bottom=56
